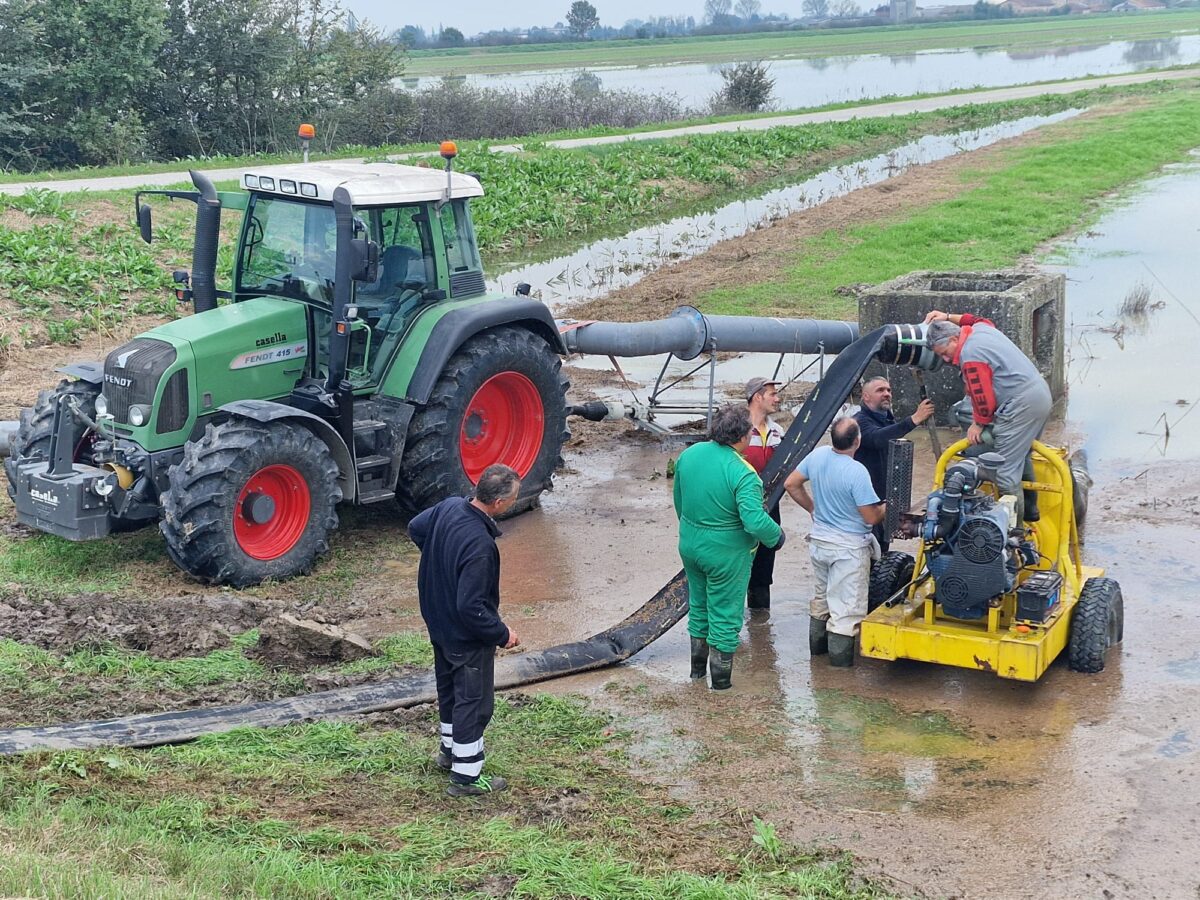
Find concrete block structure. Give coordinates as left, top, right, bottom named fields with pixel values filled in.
left=858, top=270, right=1065, bottom=426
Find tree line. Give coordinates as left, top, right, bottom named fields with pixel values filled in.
left=0, top=0, right=405, bottom=172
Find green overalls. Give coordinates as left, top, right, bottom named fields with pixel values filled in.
left=673, top=441, right=783, bottom=653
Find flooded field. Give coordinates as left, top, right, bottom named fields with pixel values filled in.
left=402, top=36, right=1200, bottom=110
left=493, top=110, right=1079, bottom=307
left=495, top=157, right=1200, bottom=896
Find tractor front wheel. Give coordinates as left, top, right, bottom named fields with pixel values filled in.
left=6, top=379, right=100, bottom=500
left=1067, top=576, right=1124, bottom=674
left=397, top=326, right=568, bottom=515
left=160, top=419, right=342, bottom=587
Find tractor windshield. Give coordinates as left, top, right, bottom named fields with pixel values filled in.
left=237, top=196, right=337, bottom=304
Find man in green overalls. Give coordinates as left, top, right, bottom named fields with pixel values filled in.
left=674, top=404, right=785, bottom=690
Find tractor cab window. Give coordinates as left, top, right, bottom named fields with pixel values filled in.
left=238, top=197, right=336, bottom=304
left=439, top=199, right=481, bottom=274
left=345, top=204, right=438, bottom=388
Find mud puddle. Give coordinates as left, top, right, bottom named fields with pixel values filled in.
left=490, top=111, right=1080, bottom=310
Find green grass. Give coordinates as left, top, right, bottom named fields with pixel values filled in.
left=0, top=695, right=886, bottom=898
left=699, top=88, right=1200, bottom=318
left=0, top=528, right=168, bottom=593
left=405, top=11, right=1200, bottom=75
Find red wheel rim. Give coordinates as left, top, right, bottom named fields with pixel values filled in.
left=459, top=372, right=544, bottom=481
left=233, top=464, right=311, bottom=560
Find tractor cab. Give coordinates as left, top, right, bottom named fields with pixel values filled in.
left=235, top=161, right=485, bottom=390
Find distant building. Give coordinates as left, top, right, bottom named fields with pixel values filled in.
left=997, top=0, right=1065, bottom=13
left=890, top=0, right=918, bottom=22
left=1112, top=0, right=1166, bottom=9
left=916, top=4, right=978, bottom=18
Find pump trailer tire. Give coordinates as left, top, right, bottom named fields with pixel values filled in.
left=1067, top=576, right=1124, bottom=674
left=160, top=419, right=342, bottom=587
left=868, top=551, right=916, bottom=612
left=397, top=326, right=569, bottom=515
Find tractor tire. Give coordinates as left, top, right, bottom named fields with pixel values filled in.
left=160, top=419, right=342, bottom=587
left=6, top=379, right=100, bottom=500
left=1067, top=576, right=1124, bottom=674
left=397, top=326, right=569, bottom=516
left=867, top=551, right=916, bottom=612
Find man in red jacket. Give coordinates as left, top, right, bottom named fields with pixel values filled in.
left=924, top=310, right=1053, bottom=520
left=409, top=464, right=522, bottom=796
left=743, top=376, right=785, bottom=614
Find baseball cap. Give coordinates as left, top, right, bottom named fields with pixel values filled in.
left=745, top=377, right=782, bottom=402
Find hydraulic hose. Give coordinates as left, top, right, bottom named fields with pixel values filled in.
left=0, top=325, right=931, bottom=755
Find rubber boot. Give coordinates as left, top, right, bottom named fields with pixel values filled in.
left=690, top=637, right=709, bottom=679
left=828, top=632, right=856, bottom=667
left=809, top=616, right=829, bottom=656
left=746, top=584, right=771, bottom=610
left=1022, top=454, right=1040, bottom=522
left=709, top=648, right=734, bottom=691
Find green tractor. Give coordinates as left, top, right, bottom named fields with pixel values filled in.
left=6, top=147, right=569, bottom=586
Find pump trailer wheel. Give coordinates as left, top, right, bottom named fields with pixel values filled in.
left=1067, top=576, right=1124, bottom=674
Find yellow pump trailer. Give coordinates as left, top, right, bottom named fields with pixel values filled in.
left=860, top=439, right=1123, bottom=681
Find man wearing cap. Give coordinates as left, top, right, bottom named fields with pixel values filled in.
left=924, top=311, right=1052, bottom=520
left=742, top=376, right=785, bottom=614
left=853, top=376, right=935, bottom=553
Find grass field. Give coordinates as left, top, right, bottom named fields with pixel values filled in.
left=405, top=10, right=1200, bottom=75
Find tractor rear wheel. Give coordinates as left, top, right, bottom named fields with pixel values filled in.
left=867, top=551, right=916, bottom=612
left=1067, top=576, right=1124, bottom=674
left=397, top=326, right=568, bottom=515
left=160, top=419, right=341, bottom=587
left=6, top=379, right=100, bottom=500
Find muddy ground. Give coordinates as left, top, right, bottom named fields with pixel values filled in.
left=0, top=117, right=1196, bottom=897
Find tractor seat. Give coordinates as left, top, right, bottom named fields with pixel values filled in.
left=358, top=245, right=424, bottom=301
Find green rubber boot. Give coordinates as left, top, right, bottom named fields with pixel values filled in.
left=690, top=637, right=709, bottom=679
left=828, top=632, right=855, bottom=668
left=809, top=616, right=829, bottom=656
left=708, top=648, right=734, bottom=691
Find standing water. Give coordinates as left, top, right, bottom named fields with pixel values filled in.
left=402, top=37, right=1199, bottom=110
left=1051, top=152, right=1200, bottom=462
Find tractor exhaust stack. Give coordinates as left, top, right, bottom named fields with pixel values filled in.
left=188, top=170, right=221, bottom=314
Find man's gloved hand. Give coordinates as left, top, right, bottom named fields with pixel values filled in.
left=771, top=530, right=786, bottom=552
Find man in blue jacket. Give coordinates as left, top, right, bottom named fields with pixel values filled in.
left=409, top=464, right=522, bottom=796
left=853, top=376, right=934, bottom=552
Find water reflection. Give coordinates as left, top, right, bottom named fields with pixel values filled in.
left=401, top=36, right=1200, bottom=109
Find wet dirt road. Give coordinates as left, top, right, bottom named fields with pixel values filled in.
left=493, top=162, right=1200, bottom=899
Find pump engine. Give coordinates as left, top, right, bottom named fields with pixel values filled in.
left=923, top=453, right=1033, bottom=619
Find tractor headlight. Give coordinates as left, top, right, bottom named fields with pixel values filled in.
left=94, top=394, right=108, bottom=417
left=128, top=404, right=150, bottom=427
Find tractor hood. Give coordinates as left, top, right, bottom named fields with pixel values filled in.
left=101, top=298, right=309, bottom=452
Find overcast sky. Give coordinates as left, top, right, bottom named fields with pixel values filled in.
left=347, top=0, right=714, bottom=35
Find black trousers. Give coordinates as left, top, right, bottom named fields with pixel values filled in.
left=433, top=642, right=496, bottom=784
left=749, top=502, right=782, bottom=589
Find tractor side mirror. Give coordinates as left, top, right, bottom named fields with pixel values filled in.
left=137, top=204, right=153, bottom=244
left=349, top=238, right=379, bottom=283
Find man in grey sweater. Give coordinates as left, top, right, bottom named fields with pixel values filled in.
left=924, top=311, right=1052, bottom=519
